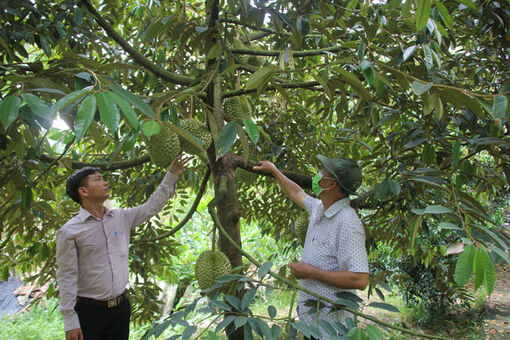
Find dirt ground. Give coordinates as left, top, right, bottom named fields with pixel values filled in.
left=483, top=262, right=510, bottom=340
left=359, top=262, right=510, bottom=339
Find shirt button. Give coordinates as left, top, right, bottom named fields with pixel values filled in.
left=108, top=249, right=112, bottom=254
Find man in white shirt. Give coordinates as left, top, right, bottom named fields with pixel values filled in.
left=254, top=155, right=369, bottom=339
left=56, top=154, right=188, bottom=340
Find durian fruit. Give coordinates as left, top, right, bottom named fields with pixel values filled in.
left=195, top=250, right=232, bottom=290
left=228, top=40, right=265, bottom=67
left=294, top=212, right=309, bottom=245
left=179, top=119, right=212, bottom=155
left=147, top=122, right=181, bottom=168
left=223, top=96, right=252, bottom=121
left=235, top=168, right=258, bottom=186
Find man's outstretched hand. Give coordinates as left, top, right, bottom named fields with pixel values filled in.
left=252, top=160, right=278, bottom=174
left=169, top=153, right=190, bottom=175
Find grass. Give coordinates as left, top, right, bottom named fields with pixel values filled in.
left=0, top=286, right=488, bottom=340
left=0, top=298, right=64, bottom=340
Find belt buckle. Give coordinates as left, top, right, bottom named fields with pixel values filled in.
left=107, top=298, right=119, bottom=308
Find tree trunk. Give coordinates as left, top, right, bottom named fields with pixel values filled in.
left=205, top=1, right=244, bottom=338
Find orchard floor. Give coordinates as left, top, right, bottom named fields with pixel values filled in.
left=359, top=262, right=510, bottom=340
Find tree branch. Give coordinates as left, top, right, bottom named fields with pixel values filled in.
left=80, top=0, right=194, bottom=86
left=38, top=154, right=151, bottom=170
left=229, top=45, right=347, bottom=57
left=222, top=80, right=321, bottom=98
left=231, top=154, right=311, bottom=188
left=133, top=168, right=211, bottom=244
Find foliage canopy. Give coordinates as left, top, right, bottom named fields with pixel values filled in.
left=1, top=0, right=509, bottom=338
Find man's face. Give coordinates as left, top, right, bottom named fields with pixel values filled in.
left=319, top=168, right=336, bottom=190
left=80, top=172, right=110, bottom=202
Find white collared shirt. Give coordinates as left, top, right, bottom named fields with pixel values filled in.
left=298, top=195, right=369, bottom=338
left=56, top=171, right=179, bottom=331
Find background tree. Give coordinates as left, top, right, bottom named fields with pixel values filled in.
left=0, top=0, right=509, bottom=338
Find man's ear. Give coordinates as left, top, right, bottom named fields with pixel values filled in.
left=78, top=186, right=87, bottom=198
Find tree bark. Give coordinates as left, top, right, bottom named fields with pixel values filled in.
left=205, top=0, right=244, bottom=339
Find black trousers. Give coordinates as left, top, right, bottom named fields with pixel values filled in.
left=74, top=298, right=131, bottom=340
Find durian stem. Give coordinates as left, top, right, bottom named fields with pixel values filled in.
left=207, top=201, right=451, bottom=340
left=212, top=223, right=216, bottom=252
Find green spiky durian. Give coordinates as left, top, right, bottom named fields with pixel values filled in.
left=223, top=96, right=252, bottom=121
left=195, top=250, right=232, bottom=290
left=236, top=168, right=258, bottom=186
left=179, top=119, right=212, bottom=155
left=228, top=40, right=265, bottom=67
left=294, top=212, right=309, bottom=245
left=147, top=122, right=181, bottom=168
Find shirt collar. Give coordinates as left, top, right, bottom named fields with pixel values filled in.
left=78, top=206, right=113, bottom=221
left=324, top=197, right=350, bottom=218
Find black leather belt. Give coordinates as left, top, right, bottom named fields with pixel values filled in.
left=76, top=289, right=129, bottom=308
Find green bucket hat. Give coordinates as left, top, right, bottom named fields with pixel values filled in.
left=317, top=154, right=362, bottom=195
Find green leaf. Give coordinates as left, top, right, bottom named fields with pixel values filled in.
left=410, top=215, right=423, bottom=251
left=109, top=84, right=155, bottom=119
left=74, top=94, right=97, bottom=141
left=362, top=66, right=375, bottom=86
left=423, top=44, right=434, bottom=71
left=455, top=0, right=477, bottom=9
left=0, top=96, right=21, bottom=130
left=224, top=295, right=242, bottom=310
left=21, top=93, right=51, bottom=119
left=438, top=222, right=461, bottom=231
left=1, top=265, right=10, bottom=280
left=423, top=205, right=453, bottom=214
left=237, top=124, right=250, bottom=162
left=365, top=324, right=382, bottom=340
left=433, top=0, right=454, bottom=29
left=416, top=0, right=431, bottom=31
left=245, top=67, right=274, bottom=90
left=168, top=123, right=206, bottom=155
left=51, top=86, right=93, bottom=115
left=480, top=247, right=495, bottom=295
left=492, top=95, right=508, bottom=119
left=268, top=305, right=277, bottom=318
left=96, top=92, right=120, bottom=133
left=336, top=69, right=370, bottom=100
left=110, top=92, right=139, bottom=129
left=141, top=120, right=160, bottom=139
left=216, top=121, right=238, bottom=156
left=73, top=6, right=84, bottom=26
left=411, top=81, right=433, bottom=95
left=241, top=288, right=257, bottom=311
left=403, top=45, right=417, bottom=62
left=388, top=180, right=401, bottom=196
left=207, top=43, right=222, bottom=60
left=243, top=118, right=260, bottom=145
left=258, top=261, right=273, bottom=280
left=455, top=244, right=475, bottom=286
left=452, top=140, right=461, bottom=169
left=22, top=187, right=32, bottom=208
left=256, top=319, right=273, bottom=339
left=235, top=316, right=249, bottom=329
left=215, top=315, right=235, bottom=334
left=473, top=247, right=484, bottom=291
left=367, top=302, right=400, bottom=313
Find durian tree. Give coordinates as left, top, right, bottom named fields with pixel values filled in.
left=1, top=0, right=509, bottom=339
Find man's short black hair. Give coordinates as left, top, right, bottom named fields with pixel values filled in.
left=66, top=167, right=101, bottom=204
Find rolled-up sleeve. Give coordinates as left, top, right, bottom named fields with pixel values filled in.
left=123, top=171, right=180, bottom=229
left=55, top=229, right=80, bottom=332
